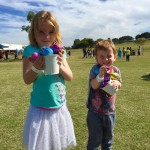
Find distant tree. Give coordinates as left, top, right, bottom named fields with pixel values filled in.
left=82, top=38, right=94, bottom=47
left=72, top=39, right=81, bottom=49
left=27, top=11, right=35, bottom=22
left=21, top=11, right=35, bottom=32
left=112, top=38, right=119, bottom=44
left=72, top=38, right=95, bottom=49
left=135, top=34, right=141, bottom=40
left=71, top=32, right=150, bottom=48
left=21, top=25, right=31, bottom=32
left=141, top=32, right=150, bottom=39
left=119, top=36, right=134, bottom=43
left=135, top=32, right=150, bottom=40
left=87, top=38, right=94, bottom=47
left=80, top=38, right=89, bottom=48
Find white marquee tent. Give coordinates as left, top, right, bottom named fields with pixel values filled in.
left=0, top=43, right=26, bottom=51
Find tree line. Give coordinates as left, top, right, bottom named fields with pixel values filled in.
left=72, top=33, right=150, bottom=49
left=22, top=11, right=150, bottom=49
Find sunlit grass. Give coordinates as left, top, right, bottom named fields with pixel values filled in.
left=0, top=50, right=150, bottom=150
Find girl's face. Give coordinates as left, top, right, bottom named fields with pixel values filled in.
left=34, top=21, right=56, bottom=48
left=96, top=48, right=116, bottom=67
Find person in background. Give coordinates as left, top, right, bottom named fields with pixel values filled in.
left=117, top=47, right=122, bottom=58
left=14, top=49, right=19, bottom=59
left=5, top=50, right=9, bottom=60
left=126, top=47, right=131, bottom=62
left=67, top=50, right=71, bottom=58
left=83, top=47, right=87, bottom=58
left=122, top=47, right=126, bottom=58
left=0, top=50, right=4, bottom=60
left=22, top=10, right=76, bottom=150
left=137, top=46, right=141, bottom=55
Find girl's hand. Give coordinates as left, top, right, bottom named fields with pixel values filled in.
left=57, top=49, right=64, bottom=66
left=33, top=55, right=45, bottom=70
left=111, top=80, right=121, bottom=89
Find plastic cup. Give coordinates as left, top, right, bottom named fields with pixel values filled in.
left=44, top=54, right=59, bottom=75
left=101, top=79, right=118, bottom=95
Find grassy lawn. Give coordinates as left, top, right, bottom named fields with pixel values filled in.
left=0, top=48, right=150, bottom=150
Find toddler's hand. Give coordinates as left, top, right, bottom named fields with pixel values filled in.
left=33, top=55, right=45, bottom=70
left=98, top=65, right=108, bottom=78
left=111, top=80, right=121, bottom=89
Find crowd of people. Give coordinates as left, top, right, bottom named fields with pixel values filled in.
left=0, top=48, right=71, bottom=61
left=82, top=48, right=95, bottom=58
left=117, top=46, right=142, bottom=62
left=0, top=49, right=23, bottom=61
left=0, top=50, right=9, bottom=60
left=81, top=45, right=142, bottom=63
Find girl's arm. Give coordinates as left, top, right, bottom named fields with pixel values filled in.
left=23, top=55, right=45, bottom=84
left=59, top=58, right=73, bottom=81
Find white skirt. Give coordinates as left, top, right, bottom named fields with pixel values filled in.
left=23, top=104, right=76, bottom=150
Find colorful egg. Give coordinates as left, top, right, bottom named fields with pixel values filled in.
left=41, top=47, right=54, bottom=56
left=31, top=52, right=39, bottom=62
left=51, top=44, right=62, bottom=54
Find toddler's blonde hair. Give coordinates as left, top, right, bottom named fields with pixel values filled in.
left=94, top=40, right=117, bottom=57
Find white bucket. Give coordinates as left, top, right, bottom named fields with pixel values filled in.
left=101, top=79, right=118, bottom=95
left=44, top=54, right=59, bottom=75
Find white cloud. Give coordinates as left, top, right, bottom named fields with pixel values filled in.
left=0, top=0, right=150, bottom=46
left=0, top=28, right=29, bottom=45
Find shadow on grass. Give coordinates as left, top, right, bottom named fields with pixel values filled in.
left=141, top=74, right=150, bottom=81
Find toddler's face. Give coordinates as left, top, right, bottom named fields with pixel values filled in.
left=34, top=21, right=56, bottom=48
left=96, top=48, right=116, bottom=67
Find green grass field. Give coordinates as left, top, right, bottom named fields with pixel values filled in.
left=0, top=47, right=150, bottom=150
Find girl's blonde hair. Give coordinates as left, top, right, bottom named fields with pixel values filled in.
left=29, top=10, right=62, bottom=47
left=94, top=40, right=117, bottom=57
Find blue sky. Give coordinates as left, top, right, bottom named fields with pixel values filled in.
left=0, top=0, right=150, bottom=46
